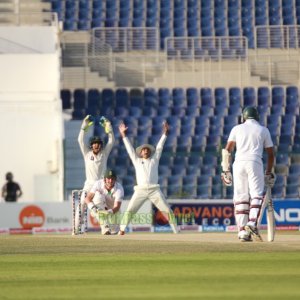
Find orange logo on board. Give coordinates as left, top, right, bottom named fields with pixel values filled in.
left=19, top=205, right=45, bottom=229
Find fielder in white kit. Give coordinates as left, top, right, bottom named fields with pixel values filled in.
left=118, top=121, right=178, bottom=235
left=74, top=115, right=115, bottom=234
left=221, top=106, right=275, bottom=242
left=85, top=169, right=124, bottom=235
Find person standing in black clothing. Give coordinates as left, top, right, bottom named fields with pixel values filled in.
left=1, top=172, right=22, bottom=202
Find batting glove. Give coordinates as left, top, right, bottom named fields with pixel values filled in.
left=265, top=172, right=276, bottom=188
left=221, top=171, right=233, bottom=186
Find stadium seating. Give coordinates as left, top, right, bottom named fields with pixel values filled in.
left=57, top=1, right=300, bottom=200
left=62, top=84, right=300, bottom=199
left=48, top=0, right=300, bottom=50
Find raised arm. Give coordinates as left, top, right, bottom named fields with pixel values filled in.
left=78, top=115, right=92, bottom=156
left=103, top=119, right=115, bottom=155
left=119, top=122, right=138, bottom=163
left=155, top=122, right=169, bottom=158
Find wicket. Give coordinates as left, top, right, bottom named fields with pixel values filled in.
left=71, top=189, right=88, bottom=235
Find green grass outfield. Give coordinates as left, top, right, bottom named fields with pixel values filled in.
left=0, top=232, right=299, bottom=300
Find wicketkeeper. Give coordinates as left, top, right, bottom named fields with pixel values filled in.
left=221, top=106, right=275, bottom=242
left=74, top=115, right=115, bottom=234
left=85, top=169, right=124, bottom=235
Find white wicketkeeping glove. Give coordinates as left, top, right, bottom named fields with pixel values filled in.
left=221, top=171, right=233, bottom=186
left=265, top=172, right=276, bottom=188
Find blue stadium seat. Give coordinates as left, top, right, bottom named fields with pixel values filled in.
left=243, top=87, right=256, bottom=106
left=228, top=105, right=242, bottom=116
left=115, top=89, right=130, bottom=107
left=229, top=87, right=242, bottom=107
left=285, top=185, right=299, bottom=198
left=209, top=115, right=223, bottom=127
left=63, top=19, right=77, bottom=30
left=289, top=164, right=300, bottom=176
left=197, top=185, right=212, bottom=199
left=167, top=174, right=182, bottom=187
left=194, top=124, right=209, bottom=136
left=101, top=88, right=114, bottom=115
left=203, top=154, right=218, bottom=166
left=160, top=154, right=173, bottom=167
left=72, top=109, right=85, bottom=120
left=158, top=88, right=171, bottom=107
left=130, top=88, right=143, bottom=107
left=272, top=185, right=285, bottom=198
left=224, top=115, right=238, bottom=127
left=201, top=164, right=216, bottom=176
left=180, top=123, right=194, bottom=136
left=267, top=114, right=281, bottom=126
left=87, top=89, right=101, bottom=113
left=215, top=87, right=227, bottom=107
left=177, top=135, right=191, bottom=152
left=286, top=86, right=299, bottom=109
left=138, top=116, right=152, bottom=134
left=201, top=88, right=214, bottom=106
left=78, top=19, right=90, bottom=30
left=73, top=89, right=86, bottom=110
left=65, top=0, right=76, bottom=10
left=286, top=174, right=300, bottom=187
left=276, top=153, right=290, bottom=165
left=186, top=88, right=200, bottom=107
left=129, top=106, right=142, bottom=118
left=191, top=135, right=206, bottom=152
left=257, top=86, right=270, bottom=106
left=172, top=88, right=186, bottom=107
left=61, top=89, right=71, bottom=109
left=144, top=88, right=158, bottom=108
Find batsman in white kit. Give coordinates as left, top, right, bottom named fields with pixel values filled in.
left=221, top=106, right=275, bottom=242
left=85, top=169, right=124, bottom=235
left=118, top=121, right=178, bottom=235
left=74, top=115, right=115, bottom=234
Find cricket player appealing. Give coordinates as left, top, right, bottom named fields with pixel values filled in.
left=85, top=169, right=124, bottom=235
left=221, top=106, right=275, bottom=242
left=118, top=121, right=178, bottom=235
left=74, top=115, right=115, bottom=234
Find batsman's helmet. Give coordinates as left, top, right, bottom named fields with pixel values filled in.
left=242, top=106, right=259, bottom=121
left=6, top=172, right=13, bottom=181
left=89, top=136, right=103, bottom=147
left=104, top=169, right=117, bottom=179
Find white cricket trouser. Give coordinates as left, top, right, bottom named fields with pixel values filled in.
left=119, top=185, right=178, bottom=233
left=233, top=160, right=264, bottom=237
left=92, top=192, right=117, bottom=234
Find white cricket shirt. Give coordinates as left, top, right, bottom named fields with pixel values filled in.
left=78, top=129, right=115, bottom=189
left=90, top=179, right=124, bottom=203
left=123, top=134, right=167, bottom=186
left=228, top=119, right=273, bottom=163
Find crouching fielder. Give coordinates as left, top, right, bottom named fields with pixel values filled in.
left=221, top=106, right=275, bottom=242
left=118, top=121, right=178, bottom=235
left=85, top=170, right=124, bottom=235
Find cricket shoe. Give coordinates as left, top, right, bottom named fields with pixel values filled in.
left=103, top=230, right=111, bottom=235
left=245, top=225, right=263, bottom=242
left=118, top=230, right=125, bottom=235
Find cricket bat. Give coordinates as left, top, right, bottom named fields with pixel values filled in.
left=265, top=186, right=275, bottom=242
